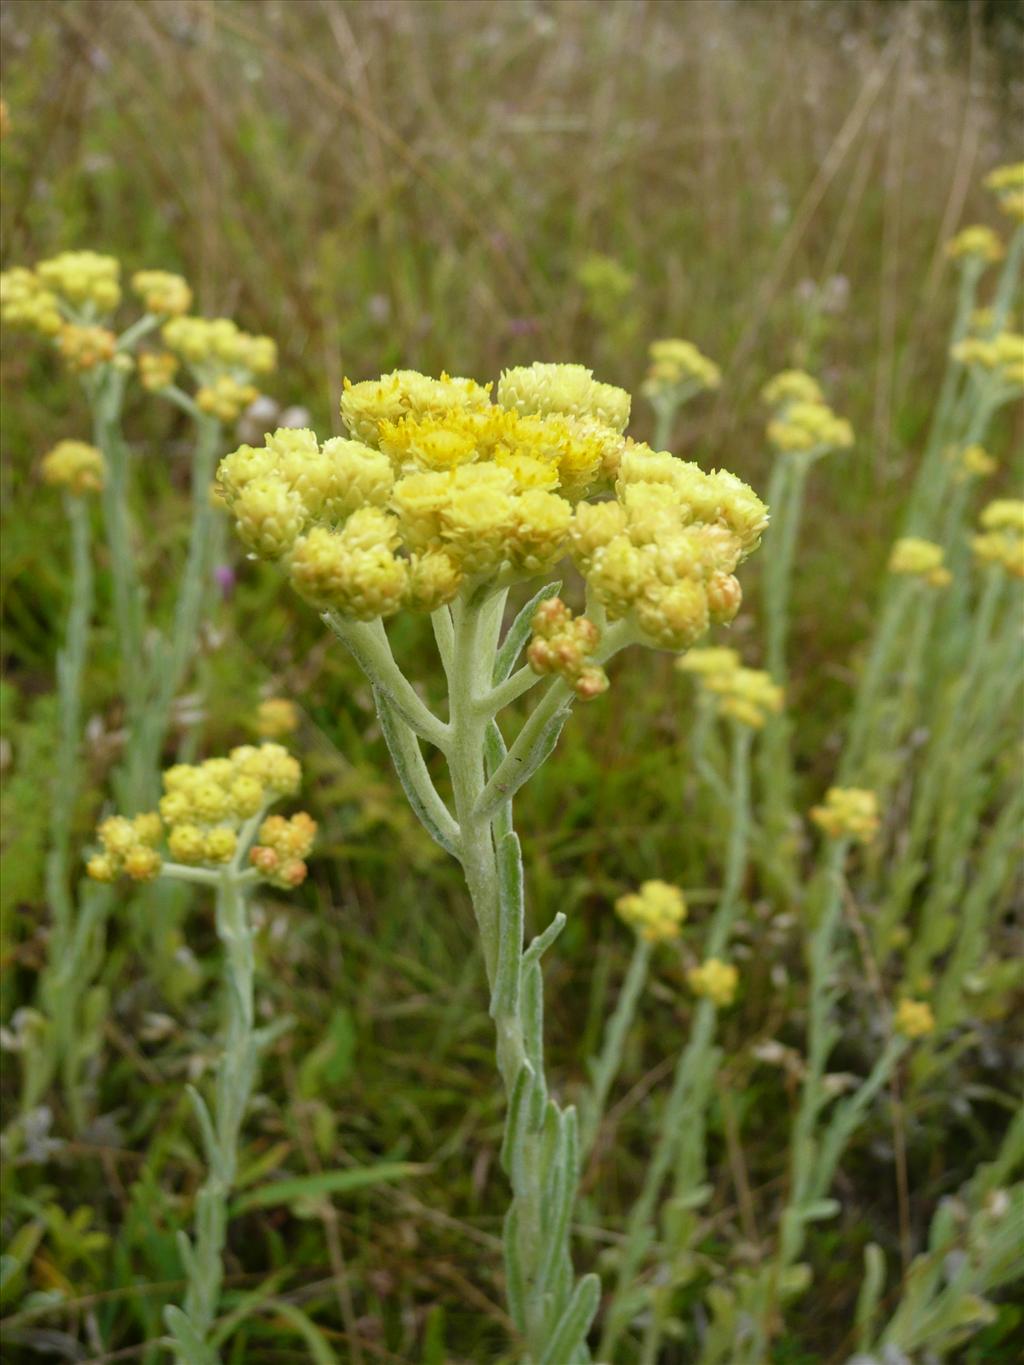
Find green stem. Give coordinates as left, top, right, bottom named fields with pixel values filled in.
left=170, top=870, right=258, bottom=1356
left=599, top=725, right=751, bottom=1362
left=579, top=936, right=652, bottom=1159
left=133, top=414, right=222, bottom=782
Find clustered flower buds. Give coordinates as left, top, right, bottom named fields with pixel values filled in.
left=196, top=375, right=260, bottom=422
left=138, top=351, right=180, bottom=392
left=894, top=997, right=936, bottom=1040
left=40, top=440, right=106, bottom=495
left=688, top=957, right=739, bottom=1006
left=679, top=648, right=784, bottom=728
left=162, top=317, right=277, bottom=374
left=985, top=161, right=1024, bottom=221
left=641, top=338, right=721, bottom=399
left=949, top=443, right=998, bottom=482
left=215, top=364, right=768, bottom=653
left=248, top=811, right=317, bottom=888
left=0, top=267, right=62, bottom=334
left=86, top=744, right=310, bottom=886
left=951, top=332, right=1024, bottom=390
left=255, top=697, right=300, bottom=739
left=888, top=537, right=952, bottom=588
left=87, top=812, right=164, bottom=884
left=527, top=597, right=608, bottom=700
left=615, top=880, right=687, bottom=943
left=945, top=226, right=1004, bottom=265
left=972, top=499, right=1024, bottom=577
left=37, top=251, right=121, bottom=311
left=58, top=323, right=117, bottom=373
left=131, top=270, right=193, bottom=317
left=809, top=787, right=880, bottom=843
left=762, top=369, right=854, bottom=455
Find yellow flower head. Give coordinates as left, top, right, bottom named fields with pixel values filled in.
left=810, top=787, right=880, bottom=843
left=676, top=646, right=741, bottom=677
left=162, top=316, right=277, bottom=374
left=767, top=400, right=853, bottom=456
left=952, top=331, right=1024, bottom=388
left=216, top=365, right=766, bottom=655
left=139, top=351, right=180, bottom=392
left=760, top=370, right=825, bottom=408
left=527, top=597, right=609, bottom=701
left=702, top=666, right=784, bottom=729
left=642, top=339, right=721, bottom=399
left=688, top=957, right=739, bottom=1006
left=40, top=440, right=106, bottom=495
left=58, top=323, right=117, bottom=373
left=131, top=270, right=192, bottom=317
left=615, top=879, right=687, bottom=943
left=888, top=538, right=951, bottom=588
left=0, top=268, right=63, bottom=335
left=89, top=744, right=310, bottom=884
left=945, top=226, right=1004, bottom=265
left=37, top=251, right=121, bottom=312
left=255, top=698, right=299, bottom=739
left=985, top=161, right=1024, bottom=220
left=973, top=500, right=1024, bottom=577
left=980, top=499, right=1024, bottom=534
left=895, top=997, right=935, bottom=1040
left=951, top=443, right=998, bottom=481
left=196, top=374, right=260, bottom=423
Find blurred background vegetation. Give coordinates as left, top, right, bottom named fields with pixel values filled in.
left=1, top=1, right=1022, bottom=1362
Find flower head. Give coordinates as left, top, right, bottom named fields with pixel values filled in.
left=809, top=787, right=880, bottom=843
left=888, top=538, right=951, bottom=588
left=527, top=597, right=608, bottom=701
left=58, top=323, right=117, bottom=373
left=972, top=499, right=1024, bottom=577
left=36, top=251, right=121, bottom=312
left=895, top=997, right=935, bottom=1040
left=87, top=744, right=310, bottom=886
left=215, top=364, right=767, bottom=656
left=0, top=268, right=62, bottom=335
left=40, top=440, right=105, bottom=495
left=255, top=698, right=300, bottom=739
left=950, top=443, right=998, bottom=481
left=131, top=270, right=192, bottom=317
left=642, top=339, right=721, bottom=399
left=985, top=161, right=1024, bottom=220
left=945, top=226, right=1004, bottom=265
left=688, top=957, right=738, bottom=1006
left=615, top=880, right=687, bottom=942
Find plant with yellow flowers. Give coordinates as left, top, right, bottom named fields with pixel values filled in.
left=213, top=359, right=768, bottom=1362
left=641, top=337, right=722, bottom=448
left=85, top=744, right=314, bottom=1362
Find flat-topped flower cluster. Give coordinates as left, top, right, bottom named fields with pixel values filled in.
left=216, top=363, right=768, bottom=654
left=87, top=743, right=314, bottom=889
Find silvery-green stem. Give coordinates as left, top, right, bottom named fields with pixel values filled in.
left=27, top=495, right=97, bottom=1121
left=579, top=935, right=652, bottom=1159
left=166, top=866, right=259, bottom=1363
left=134, top=413, right=222, bottom=783
left=599, top=724, right=751, bottom=1362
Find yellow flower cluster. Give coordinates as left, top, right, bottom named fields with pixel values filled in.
left=87, top=744, right=305, bottom=884
left=0, top=267, right=62, bottom=335
left=809, top=787, right=880, bottom=843
left=767, top=400, right=854, bottom=455
left=37, top=251, right=121, bottom=312
left=760, top=370, right=825, bottom=408
left=131, top=270, right=192, bottom=317
left=87, top=812, right=164, bottom=884
left=945, top=226, right=1004, bottom=265
left=197, top=375, right=260, bottom=422
left=615, top=880, right=687, bottom=943
left=642, top=338, right=721, bottom=398
left=58, top=323, right=117, bottom=373
left=138, top=351, right=180, bottom=392
left=675, top=645, right=741, bottom=677
left=985, top=161, right=1024, bottom=221
left=248, top=812, right=317, bottom=888
left=705, top=667, right=784, bottom=729
left=677, top=649, right=783, bottom=727
left=216, top=365, right=768, bottom=652
left=951, top=332, right=1024, bottom=389
left=688, top=957, right=738, bottom=1006
left=894, top=997, right=936, bottom=1040
left=40, top=440, right=106, bottom=496
left=526, top=597, right=608, bottom=701
left=950, top=443, right=998, bottom=481
left=162, top=316, right=277, bottom=374
left=255, top=697, right=300, bottom=738
left=888, top=538, right=952, bottom=588
left=972, top=499, right=1024, bottom=576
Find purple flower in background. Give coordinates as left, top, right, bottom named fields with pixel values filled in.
left=214, top=564, right=236, bottom=600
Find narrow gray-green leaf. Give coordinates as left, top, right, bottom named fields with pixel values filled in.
left=232, top=1161, right=423, bottom=1214
left=493, top=581, right=562, bottom=683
